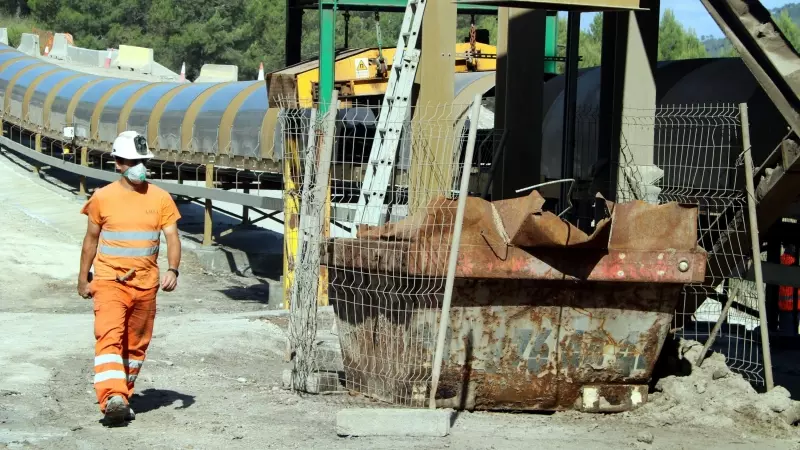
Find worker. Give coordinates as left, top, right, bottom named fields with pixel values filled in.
left=76, top=130, right=182, bottom=425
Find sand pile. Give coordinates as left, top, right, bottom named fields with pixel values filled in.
left=627, top=339, right=800, bottom=436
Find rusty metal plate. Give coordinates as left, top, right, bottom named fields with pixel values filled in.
left=330, top=275, right=680, bottom=411
left=325, top=240, right=706, bottom=283
left=607, top=200, right=699, bottom=251
left=336, top=191, right=707, bottom=282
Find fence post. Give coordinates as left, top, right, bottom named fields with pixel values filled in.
left=740, top=102, right=774, bottom=391
left=79, top=146, right=88, bottom=198
left=34, top=133, right=41, bottom=175
left=204, top=163, right=214, bottom=246
left=283, top=134, right=299, bottom=309
left=428, top=94, right=482, bottom=409
left=287, top=91, right=337, bottom=392
left=697, top=284, right=741, bottom=367
left=290, top=108, right=317, bottom=311
left=242, top=184, right=250, bottom=225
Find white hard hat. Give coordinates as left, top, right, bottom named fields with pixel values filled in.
left=111, top=131, right=154, bottom=160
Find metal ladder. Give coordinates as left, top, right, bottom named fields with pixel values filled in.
left=353, top=0, right=427, bottom=228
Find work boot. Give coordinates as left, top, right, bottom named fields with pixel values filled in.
left=103, top=395, right=129, bottom=425
left=126, top=407, right=135, bottom=421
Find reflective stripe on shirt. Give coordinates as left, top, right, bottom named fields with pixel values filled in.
left=98, top=245, right=159, bottom=257
left=101, top=231, right=160, bottom=241
left=98, top=229, right=160, bottom=259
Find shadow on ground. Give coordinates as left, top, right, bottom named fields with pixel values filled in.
left=130, top=388, right=196, bottom=414
left=216, top=280, right=282, bottom=306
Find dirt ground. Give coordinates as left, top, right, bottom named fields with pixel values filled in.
left=1, top=154, right=800, bottom=449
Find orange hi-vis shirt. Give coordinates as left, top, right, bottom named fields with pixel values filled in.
left=81, top=181, right=181, bottom=290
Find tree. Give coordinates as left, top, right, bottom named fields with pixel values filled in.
left=775, top=8, right=800, bottom=52
left=2, top=2, right=732, bottom=79
left=658, top=9, right=708, bottom=61
left=578, top=13, right=603, bottom=68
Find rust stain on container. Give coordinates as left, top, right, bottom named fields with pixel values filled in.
left=325, top=191, right=708, bottom=411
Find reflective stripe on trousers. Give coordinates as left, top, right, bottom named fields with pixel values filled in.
left=92, top=280, right=157, bottom=412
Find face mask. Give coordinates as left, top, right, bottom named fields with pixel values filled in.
left=124, top=163, right=147, bottom=184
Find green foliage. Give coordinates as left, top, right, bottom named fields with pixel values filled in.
left=0, top=13, right=44, bottom=46
left=2, top=1, right=500, bottom=80
left=554, top=8, right=707, bottom=73
left=554, top=15, right=601, bottom=74
left=658, top=9, right=707, bottom=61
left=775, top=8, right=800, bottom=51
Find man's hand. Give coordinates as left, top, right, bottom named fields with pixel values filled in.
left=161, top=271, right=178, bottom=292
left=162, top=223, right=181, bottom=293
left=78, top=218, right=100, bottom=300
left=78, top=279, right=93, bottom=299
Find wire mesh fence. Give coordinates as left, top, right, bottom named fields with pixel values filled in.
left=615, top=103, right=765, bottom=384
left=278, top=95, right=484, bottom=406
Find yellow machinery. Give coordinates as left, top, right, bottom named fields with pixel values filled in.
left=268, top=43, right=497, bottom=107
left=269, top=42, right=496, bottom=308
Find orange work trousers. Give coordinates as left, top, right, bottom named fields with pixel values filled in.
left=92, top=280, right=158, bottom=412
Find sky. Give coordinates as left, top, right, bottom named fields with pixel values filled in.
left=565, top=0, right=793, bottom=39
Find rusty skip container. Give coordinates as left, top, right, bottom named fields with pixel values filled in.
left=323, top=191, right=707, bottom=412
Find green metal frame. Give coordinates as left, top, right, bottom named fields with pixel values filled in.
left=319, top=3, right=337, bottom=114
left=300, top=0, right=559, bottom=112
left=309, top=0, right=497, bottom=12
left=544, top=12, right=559, bottom=74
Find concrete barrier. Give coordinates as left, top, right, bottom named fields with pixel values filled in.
left=195, top=64, right=239, bottom=82
left=117, top=44, right=154, bottom=74
left=17, top=33, right=41, bottom=56
left=67, top=45, right=102, bottom=66
left=0, top=28, right=8, bottom=46
left=151, top=61, right=180, bottom=81
left=47, top=33, right=70, bottom=60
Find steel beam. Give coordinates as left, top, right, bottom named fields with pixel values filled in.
left=409, top=0, right=457, bottom=212
left=204, top=163, right=214, bottom=246
left=319, top=5, right=337, bottom=113
left=286, top=3, right=304, bottom=66
left=309, top=0, right=647, bottom=11
left=700, top=0, right=800, bottom=138
left=544, top=12, right=559, bottom=74
left=560, top=11, right=580, bottom=214
left=597, top=2, right=659, bottom=201
left=456, top=0, right=648, bottom=10
left=304, top=0, right=497, bottom=12
left=492, top=8, right=546, bottom=200
left=0, top=135, right=286, bottom=211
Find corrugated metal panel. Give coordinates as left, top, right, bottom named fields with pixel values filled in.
left=0, top=52, right=30, bottom=66
left=156, top=83, right=217, bottom=151
left=97, top=82, right=149, bottom=143
left=72, top=78, right=128, bottom=140
left=27, top=71, right=78, bottom=127
left=454, top=71, right=493, bottom=98
left=46, top=74, right=99, bottom=132
left=7, top=66, right=58, bottom=120
left=230, top=87, right=268, bottom=158
left=125, top=83, right=181, bottom=136
left=0, top=59, right=42, bottom=111
left=193, top=81, right=259, bottom=154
